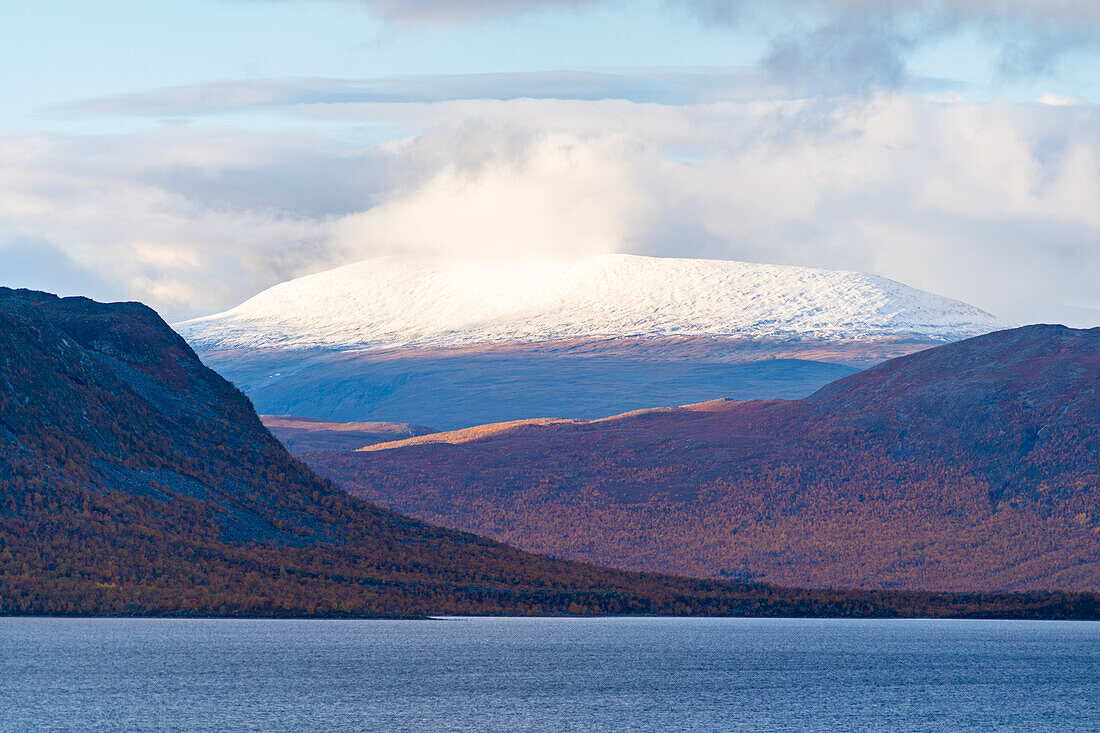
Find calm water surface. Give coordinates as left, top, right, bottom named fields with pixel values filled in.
left=1, top=617, right=1098, bottom=732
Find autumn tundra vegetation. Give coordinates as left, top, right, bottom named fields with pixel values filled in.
left=308, top=325, right=1100, bottom=593
left=0, top=287, right=1097, bottom=618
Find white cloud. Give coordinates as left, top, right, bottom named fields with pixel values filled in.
left=0, top=131, right=338, bottom=318
left=1039, top=92, right=1089, bottom=106
left=2, top=92, right=1098, bottom=326
left=333, top=131, right=640, bottom=260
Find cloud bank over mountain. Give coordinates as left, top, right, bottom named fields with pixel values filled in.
left=2, top=0, right=1097, bottom=325
left=2, top=88, right=1098, bottom=325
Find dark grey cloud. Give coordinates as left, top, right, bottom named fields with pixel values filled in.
left=762, top=16, right=916, bottom=93
left=330, top=0, right=1100, bottom=29
left=310, top=0, right=1100, bottom=91
left=688, top=0, right=1100, bottom=90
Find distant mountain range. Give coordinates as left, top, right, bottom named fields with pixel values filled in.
left=12, top=286, right=1080, bottom=618
left=177, top=255, right=1004, bottom=428
left=303, top=325, right=1100, bottom=593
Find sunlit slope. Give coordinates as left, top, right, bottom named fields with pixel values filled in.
left=311, top=325, right=1100, bottom=593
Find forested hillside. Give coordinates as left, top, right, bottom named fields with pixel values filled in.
left=8, top=287, right=1088, bottom=617
left=312, top=325, right=1100, bottom=593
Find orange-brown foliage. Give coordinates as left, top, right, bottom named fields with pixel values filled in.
left=311, top=326, right=1100, bottom=594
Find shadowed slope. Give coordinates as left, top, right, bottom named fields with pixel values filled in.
left=309, top=326, right=1100, bottom=593
left=194, top=339, right=865, bottom=430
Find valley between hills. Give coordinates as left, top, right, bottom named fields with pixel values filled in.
left=9, top=286, right=1094, bottom=619
left=1, top=254, right=1097, bottom=618
left=281, top=325, right=1100, bottom=593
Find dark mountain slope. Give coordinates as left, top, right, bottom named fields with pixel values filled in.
left=10, top=287, right=1082, bottom=618
left=311, top=326, right=1100, bottom=593
left=804, top=324, right=1099, bottom=502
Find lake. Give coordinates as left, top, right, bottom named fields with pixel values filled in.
left=2, top=617, right=1098, bottom=732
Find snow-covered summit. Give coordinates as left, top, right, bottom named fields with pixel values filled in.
left=177, top=254, right=1006, bottom=350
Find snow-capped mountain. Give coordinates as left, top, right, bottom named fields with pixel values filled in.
left=175, top=254, right=1007, bottom=429
left=177, top=254, right=1005, bottom=351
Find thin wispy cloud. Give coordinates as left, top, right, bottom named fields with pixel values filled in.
left=59, top=68, right=801, bottom=118
left=350, top=0, right=598, bottom=24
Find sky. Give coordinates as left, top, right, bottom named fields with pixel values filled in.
left=1, top=0, right=1099, bottom=326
